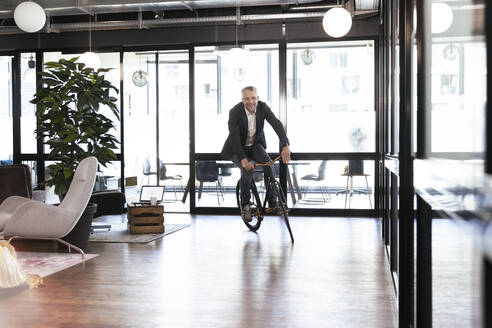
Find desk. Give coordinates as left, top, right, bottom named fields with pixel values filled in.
left=338, top=173, right=372, bottom=209
left=287, top=162, right=310, bottom=204
left=179, top=161, right=309, bottom=205
left=181, top=162, right=235, bottom=203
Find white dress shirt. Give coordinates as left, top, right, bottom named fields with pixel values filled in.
left=244, top=106, right=256, bottom=146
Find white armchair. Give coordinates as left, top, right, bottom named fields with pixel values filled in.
left=0, top=156, right=98, bottom=257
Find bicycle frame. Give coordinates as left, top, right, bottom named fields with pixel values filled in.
left=237, top=156, right=294, bottom=243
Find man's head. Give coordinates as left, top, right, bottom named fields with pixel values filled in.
left=241, top=86, right=258, bottom=114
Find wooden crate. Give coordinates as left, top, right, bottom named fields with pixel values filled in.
left=127, top=204, right=164, bottom=234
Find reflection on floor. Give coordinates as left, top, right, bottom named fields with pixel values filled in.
left=432, top=218, right=482, bottom=327
left=0, top=215, right=397, bottom=327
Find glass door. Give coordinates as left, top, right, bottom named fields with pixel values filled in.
left=158, top=50, right=190, bottom=212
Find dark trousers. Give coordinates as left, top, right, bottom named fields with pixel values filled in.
left=231, top=144, right=274, bottom=206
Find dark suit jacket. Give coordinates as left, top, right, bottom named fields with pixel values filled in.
left=221, top=101, right=289, bottom=160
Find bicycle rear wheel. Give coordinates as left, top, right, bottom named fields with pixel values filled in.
left=236, top=179, right=263, bottom=231
left=270, top=180, right=294, bottom=243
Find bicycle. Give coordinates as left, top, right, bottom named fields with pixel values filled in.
left=235, top=156, right=294, bottom=243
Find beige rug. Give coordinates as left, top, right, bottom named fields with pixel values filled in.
left=88, top=224, right=190, bottom=244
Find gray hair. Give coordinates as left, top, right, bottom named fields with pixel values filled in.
left=241, top=86, right=257, bottom=95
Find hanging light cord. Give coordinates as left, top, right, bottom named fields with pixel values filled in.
left=235, top=3, right=240, bottom=48
left=88, top=15, right=92, bottom=52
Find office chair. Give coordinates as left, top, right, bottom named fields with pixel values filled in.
left=300, top=160, right=331, bottom=203
left=159, top=160, right=183, bottom=201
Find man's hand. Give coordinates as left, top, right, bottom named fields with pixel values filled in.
left=241, top=158, right=255, bottom=171
left=281, top=146, right=291, bottom=164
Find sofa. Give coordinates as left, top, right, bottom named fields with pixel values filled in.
left=0, top=164, right=45, bottom=205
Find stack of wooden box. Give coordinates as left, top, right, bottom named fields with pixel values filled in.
left=127, top=203, right=164, bottom=234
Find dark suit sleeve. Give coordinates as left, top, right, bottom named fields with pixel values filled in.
left=264, top=103, right=290, bottom=147
left=228, top=108, right=247, bottom=160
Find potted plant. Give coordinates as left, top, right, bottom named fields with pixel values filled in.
left=31, top=57, right=120, bottom=249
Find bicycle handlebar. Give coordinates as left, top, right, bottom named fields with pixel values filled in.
left=255, top=156, right=281, bottom=167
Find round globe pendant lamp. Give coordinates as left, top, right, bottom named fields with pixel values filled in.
left=431, top=2, right=453, bottom=34
left=14, top=1, right=46, bottom=33
left=227, top=4, right=248, bottom=80
left=79, top=16, right=100, bottom=70
left=79, top=52, right=100, bottom=70
left=323, top=8, right=352, bottom=38
left=322, top=1, right=352, bottom=38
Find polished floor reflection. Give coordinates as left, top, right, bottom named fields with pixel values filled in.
left=0, top=215, right=397, bottom=327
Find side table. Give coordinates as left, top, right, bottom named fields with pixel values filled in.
left=127, top=203, right=164, bottom=234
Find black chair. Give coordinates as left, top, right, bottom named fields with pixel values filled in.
left=195, top=160, right=223, bottom=204
left=159, top=160, right=183, bottom=201
left=337, top=160, right=372, bottom=209
left=139, top=158, right=157, bottom=192
left=217, top=163, right=236, bottom=196
left=300, top=160, right=331, bottom=203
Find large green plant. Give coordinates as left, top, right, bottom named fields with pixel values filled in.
left=31, top=57, right=119, bottom=196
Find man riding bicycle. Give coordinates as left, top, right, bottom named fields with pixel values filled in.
left=221, top=86, right=291, bottom=222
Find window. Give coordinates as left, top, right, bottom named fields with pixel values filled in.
left=431, top=41, right=486, bottom=153
left=329, top=104, right=348, bottom=112
left=195, top=45, right=279, bottom=154
left=341, top=75, right=360, bottom=95
left=329, top=53, right=347, bottom=67
left=440, top=74, right=457, bottom=95
left=20, top=53, right=37, bottom=153
left=287, top=41, right=375, bottom=153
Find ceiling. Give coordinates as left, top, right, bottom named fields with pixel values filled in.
left=0, top=0, right=380, bottom=34
left=0, top=0, right=323, bottom=17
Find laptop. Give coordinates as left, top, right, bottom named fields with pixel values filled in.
left=138, top=185, right=165, bottom=204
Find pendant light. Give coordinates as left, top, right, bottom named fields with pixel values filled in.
left=14, top=1, right=46, bottom=33
left=132, top=55, right=149, bottom=87
left=301, top=49, right=315, bottom=65
left=322, top=0, right=352, bottom=38
left=23, top=55, right=36, bottom=81
left=79, top=15, right=100, bottom=70
left=431, top=2, right=453, bottom=34
left=228, top=2, right=248, bottom=75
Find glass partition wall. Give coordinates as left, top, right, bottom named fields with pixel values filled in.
left=194, top=44, right=279, bottom=208
left=13, top=40, right=377, bottom=215
left=123, top=50, right=190, bottom=212
left=286, top=41, right=376, bottom=210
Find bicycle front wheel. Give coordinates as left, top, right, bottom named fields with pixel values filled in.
left=270, top=180, right=294, bottom=243
left=236, top=179, right=263, bottom=231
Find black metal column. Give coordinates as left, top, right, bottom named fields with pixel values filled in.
left=416, top=0, right=431, bottom=159
left=189, top=46, right=196, bottom=211
left=383, top=168, right=390, bottom=246
left=12, top=53, right=21, bottom=165
left=119, top=50, right=125, bottom=193
left=486, top=0, right=491, bottom=173
left=398, top=0, right=415, bottom=325
left=390, top=172, right=398, bottom=273
left=374, top=37, right=381, bottom=216
left=417, top=195, right=432, bottom=327
left=35, top=51, right=45, bottom=187
left=485, top=251, right=492, bottom=328
left=278, top=41, right=288, bottom=197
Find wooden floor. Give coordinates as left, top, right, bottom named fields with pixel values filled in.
left=0, top=215, right=397, bottom=328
